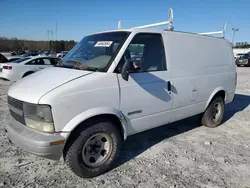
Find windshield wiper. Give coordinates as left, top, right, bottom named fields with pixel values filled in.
left=63, top=60, right=100, bottom=72
left=64, top=60, right=82, bottom=66
left=86, top=67, right=101, bottom=71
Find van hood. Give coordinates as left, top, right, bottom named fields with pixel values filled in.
left=8, top=67, right=92, bottom=104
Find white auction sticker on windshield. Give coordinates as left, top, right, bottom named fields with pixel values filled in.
left=94, top=41, right=113, bottom=47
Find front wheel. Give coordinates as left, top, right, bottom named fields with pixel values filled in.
left=201, top=96, right=225, bottom=128
left=64, top=119, right=122, bottom=178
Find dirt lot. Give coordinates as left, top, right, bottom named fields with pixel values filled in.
left=0, top=68, right=250, bottom=188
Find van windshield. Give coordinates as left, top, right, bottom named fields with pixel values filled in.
left=62, top=32, right=130, bottom=72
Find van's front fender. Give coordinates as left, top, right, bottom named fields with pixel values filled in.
left=61, top=107, right=128, bottom=140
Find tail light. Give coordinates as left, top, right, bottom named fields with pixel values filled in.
left=3, top=65, right=12, bottom=70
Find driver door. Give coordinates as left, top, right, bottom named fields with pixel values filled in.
left=116, top=33, right=173, bottom=134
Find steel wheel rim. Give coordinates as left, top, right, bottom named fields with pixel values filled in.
left=212, top=102, right=222, bottom=122
left=82, top=133, right=112, bottom=168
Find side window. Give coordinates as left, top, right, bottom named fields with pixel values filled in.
left=42, top=58, right=52, bottom=65
left=36, top=58, right=45, bottom=65
left=25, top=59, right=36, bottom=65
left=50, top=58, right=59, bottom=65
left=117, top=33, right=166, bottom=73
left=25, top=58, right=48, bottom=65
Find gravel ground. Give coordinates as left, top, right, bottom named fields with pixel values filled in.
left=0, top=68, right=250, bottom=188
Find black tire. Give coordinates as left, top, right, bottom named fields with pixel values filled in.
left=201, top=96, right=224, bottom=128
left=23, top=72, right=34, bottom=78
left=64, top=119, right=122, bottom=178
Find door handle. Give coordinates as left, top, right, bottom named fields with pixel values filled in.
left=167, top=81, right=171, bottom=91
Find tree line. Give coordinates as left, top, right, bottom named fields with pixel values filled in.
left=234, top=42, right=250, bottom=49
left=0, top=37, right=77, bottom=52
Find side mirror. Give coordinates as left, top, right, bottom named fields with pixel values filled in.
left=121, top=60, right=132, bottom=81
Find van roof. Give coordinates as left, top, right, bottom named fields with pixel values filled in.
left=88, top=28, right=227, bottom=41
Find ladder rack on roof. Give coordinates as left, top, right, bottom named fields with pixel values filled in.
left=117, top=8, right=226, bottom=39
left=198, top=23, right=226, bottom=38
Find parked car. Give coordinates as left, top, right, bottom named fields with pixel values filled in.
left=235, top=53, right=250, bottom=67
left=5, top=18, right=236, bottom=179
left=234, top=53, right=245, bottom=59
left=10, top=50, right=25, bottom=56
left=38, top=51, right=49, bottom=56
left=62, top=51, right=69, bottom=58
left=17, top=50, right=26, bottom=55
left=22, top=51, right=39, bottom=57
left=10, top=51, right=17, bottom=56
left=57, top=51, right=69, bottom=58
left=0, top=53, right=20, bottom=63
left=0, top=56, right=60, bottom=81
left=48, top=51, right=57, bottom=57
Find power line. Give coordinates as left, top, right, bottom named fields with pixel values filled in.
left=47, top=29, right=53, bottom=51
left=47, top=30, right=50, bottom=50
left=56, top=21, right=58, bottom=41
left=50, top=30, right=53, bottom=51
left=232, top=28, right=239, bottom=46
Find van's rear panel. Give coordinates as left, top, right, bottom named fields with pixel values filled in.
left=163, top=31, right=236, bottom=121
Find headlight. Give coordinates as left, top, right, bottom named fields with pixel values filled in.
left=23, top=102, right=55, bottom=133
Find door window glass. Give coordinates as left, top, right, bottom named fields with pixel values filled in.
left=42, top=58, right=51, bottom=65
left=117, top=33, right=166, bottom=73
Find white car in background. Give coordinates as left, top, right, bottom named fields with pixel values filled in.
left=57, top=51, right=69, bottom=58
left=0, top=56, right=60, bottom=81
left=234, top=53, right=246, bottom=59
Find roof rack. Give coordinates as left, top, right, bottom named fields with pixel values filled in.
left=198, top=23, right=226, bottom=38
left=117, top=8, right=226, bottom=38
left=118, top=8, right=174, bottom=31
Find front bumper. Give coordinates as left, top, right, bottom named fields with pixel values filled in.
left=5, top=113, right=65, bottom=161
left=0, top=70, right=15, bottom=81
left=0, top=71, right=10, bottom=80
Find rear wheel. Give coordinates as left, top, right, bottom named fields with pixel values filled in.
left=64, top=119, right=122, bottom=178
left=201, top=96, right=224, bottom=128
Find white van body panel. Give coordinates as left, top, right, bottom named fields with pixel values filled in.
left=61, top=107, right=128, bottom=139
left=8, top=67, right=91, bottom=104
left=108, top=30, right=173, bottom=134
left=117, top=71, right=173, bottom=134
left=38, top=72, right=121, bottom=132
left=162, top=31, right=236, bottom=123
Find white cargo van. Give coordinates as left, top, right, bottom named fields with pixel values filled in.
left=5, top=9, right=236, bottom=178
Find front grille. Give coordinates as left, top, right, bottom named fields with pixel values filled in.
left=8, top=96, right=25, bottom=125
left=8, top=96, right=23, bottom=111
left=10, top=110, right=25, bottom=124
